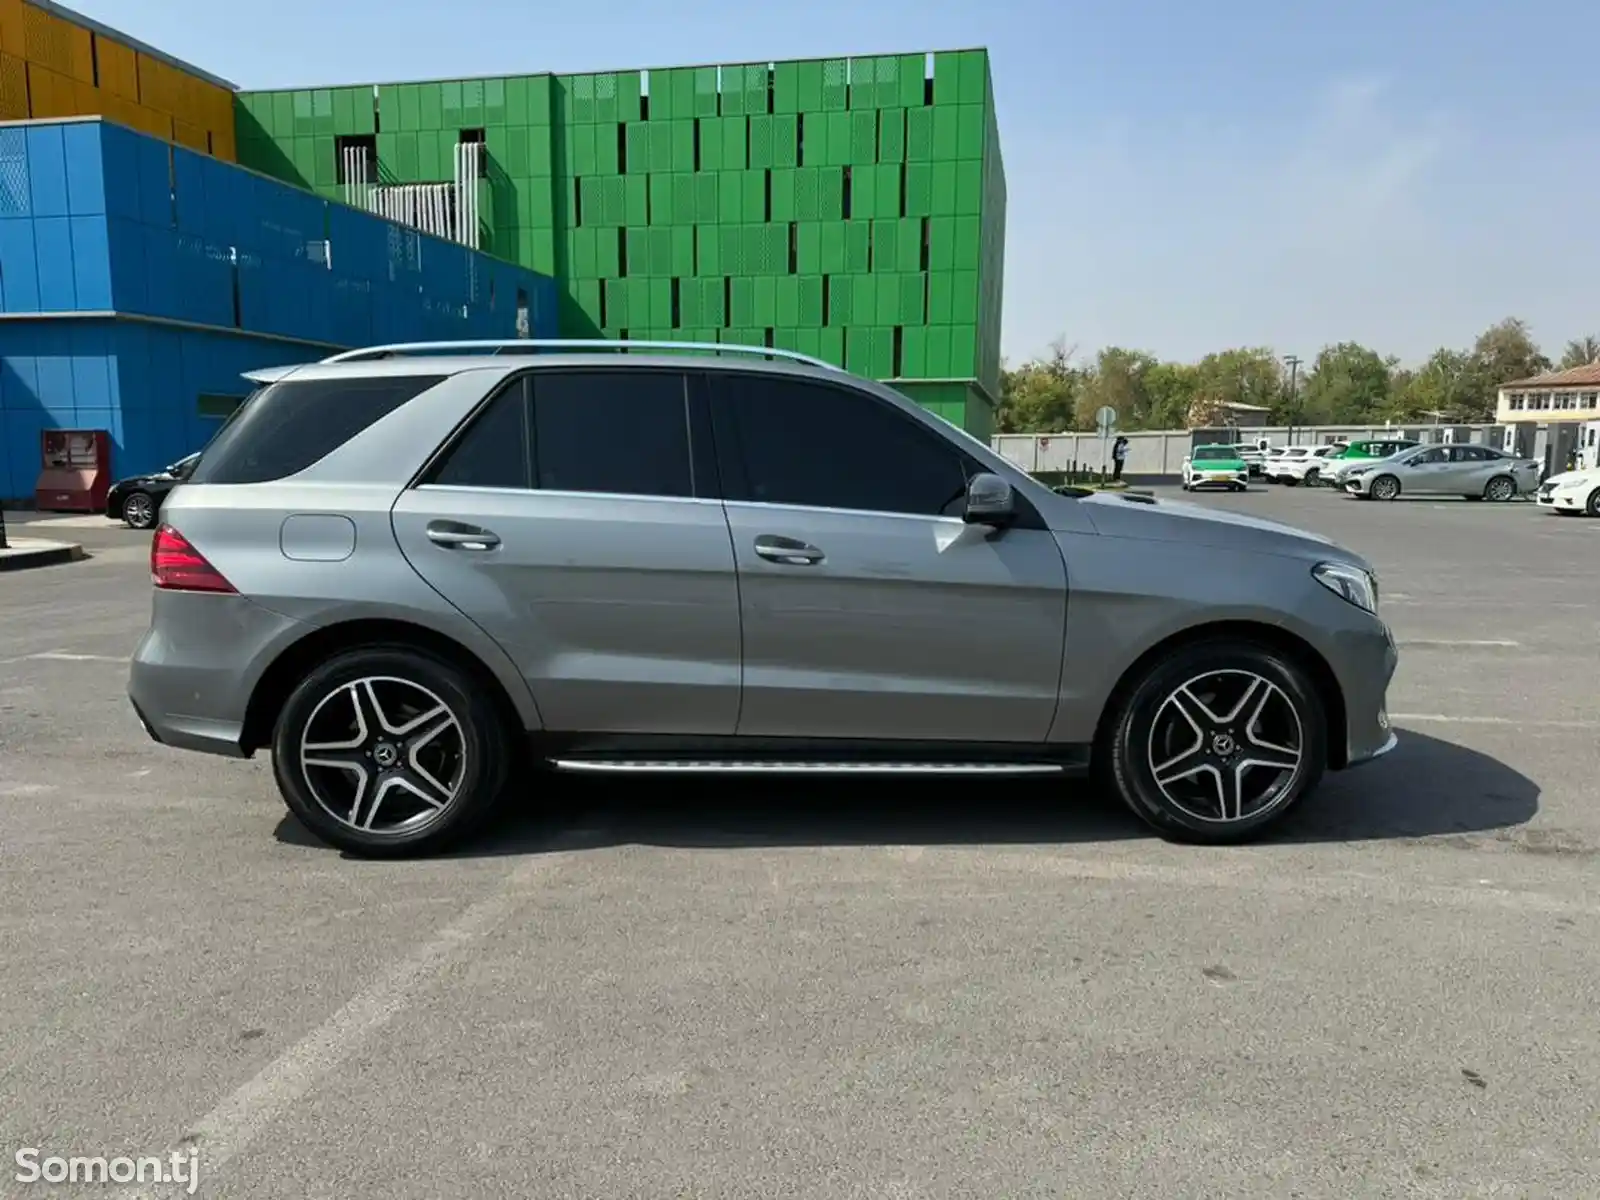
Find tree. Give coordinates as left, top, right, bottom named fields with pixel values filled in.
left=996, top=339, right=1085, bottom=433
left=1298, top=342, right=1392, bottom=425
left=1388, top=348, right=1471, bottom=420
left=1559, top=336, right=1600, bottom=369
left=1075, top=347, right=1158, bottom=430
left=995, top=316, right=1566, bottom=434
left=1462, top=317, right=1551, bottom=419
left=1187, top=348, right=1284, bottom=428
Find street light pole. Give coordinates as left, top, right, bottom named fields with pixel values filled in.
left=1283, top=354, right=1301, bottom=443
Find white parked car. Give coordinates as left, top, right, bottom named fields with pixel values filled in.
left=1535, top=466, right=1600, bottom=516
left=1267, top=444, right=1345, bottom=486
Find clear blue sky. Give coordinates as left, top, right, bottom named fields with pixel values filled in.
left=75, top=0, right=1600, bottom=367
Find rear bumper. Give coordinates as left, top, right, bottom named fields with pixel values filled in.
left=128, top=590, right=310, bottom=759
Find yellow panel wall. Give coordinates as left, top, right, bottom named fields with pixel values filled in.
left=0, top=1, right=237, bottom=161
left=0, top=51, right=25, bottom=119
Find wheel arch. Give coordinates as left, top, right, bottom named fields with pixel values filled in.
left=1484, top=472, right=1517, bottom=498
left=241, top=618, right=529, bottom=756
left=1370, top=472, right=1401, bottom=498
left=1092, top=619, right=1350, bottom=770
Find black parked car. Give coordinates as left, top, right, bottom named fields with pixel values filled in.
left=105, top=452, right=200, bottom=530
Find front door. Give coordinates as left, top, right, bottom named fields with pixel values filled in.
left=391, top=369, right=742, bottom=735
left=1398, top=446, right=1457, bottom=493
left=707, top=371, right=1069, bottom=744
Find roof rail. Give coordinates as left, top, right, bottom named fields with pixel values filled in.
left=320, top=338, right=842, bottom=370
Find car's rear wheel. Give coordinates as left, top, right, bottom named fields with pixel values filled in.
left=271, top=646, right=512, bottom=857
left=122, top=491, right=156, bottom=529
left=1483, top=475, right=1516, bottom=502
left=1369, top=474, right=1400, bottom=501
left=1103, top=639, right=1327, bottom=844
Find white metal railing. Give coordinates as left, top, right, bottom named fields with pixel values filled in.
left=341, top=140, right=482, bottom=249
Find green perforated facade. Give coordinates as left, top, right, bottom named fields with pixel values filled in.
left=232, top=50, right=1004, bottom=435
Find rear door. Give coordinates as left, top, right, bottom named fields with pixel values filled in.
left=391, top=368, right=742, bottom=735
left=707, top=370, right=1068, bottom=743
left=1449, top=444, right=1498, bottom=492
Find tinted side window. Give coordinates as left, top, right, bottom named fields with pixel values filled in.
left=1452, top=445, right=1488, bottom=462
left=719, top=374, right=969, bottom=516
left=189, top=375, right=445, bottom=485
left=1413, top=448, right=1448, bottom=464
left=531, top=370, right=695, bottom=498
left=426, top=381, right=532, bottom=489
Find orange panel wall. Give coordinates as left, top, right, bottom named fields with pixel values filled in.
left=0, top=1, right=235, bottom=160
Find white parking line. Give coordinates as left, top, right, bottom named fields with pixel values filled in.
left=119, top=853, right=570, bottom=1199
left=23, top=651, right=126, bottom=663
left=1393, top=639, right=1520, bottom=649
left=1391, top=712, right=1600, bottom=729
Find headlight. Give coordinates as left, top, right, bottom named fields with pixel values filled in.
left=1313, top=562, right=1378, bottom=613
left=1345, top=466, right=1371, bottom=477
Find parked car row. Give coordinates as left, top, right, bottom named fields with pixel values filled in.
left=1253, top=437, right=1555, bottom=505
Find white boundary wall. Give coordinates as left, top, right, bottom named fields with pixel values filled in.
left=992, top=424, right=1504, bottom=477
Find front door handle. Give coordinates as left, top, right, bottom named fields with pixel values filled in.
left=754, top=535, right=824, bottom=566
left=426, top=521, right=501, bottom=551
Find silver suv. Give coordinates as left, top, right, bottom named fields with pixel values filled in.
left=128, top=340, right=1399, bottom=857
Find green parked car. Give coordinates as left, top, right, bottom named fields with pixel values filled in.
left=1181, top=445, right=1251, bottom=492
left=1319, top=439, right=1419, bottom=487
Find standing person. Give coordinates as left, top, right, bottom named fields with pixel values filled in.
left=1111, top=435, right=1129, bottom=482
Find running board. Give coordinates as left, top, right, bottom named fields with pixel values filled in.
left=550, top=759, right=1068, bottom=776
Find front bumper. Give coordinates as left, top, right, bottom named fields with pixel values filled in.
left=1331, top=619, right=1400, bottom=769
left=1538, top=487, right=1585, bottom=511
left=128, top=589, right=310, bottom=758
left=1188, top=472, right=1249, bottom=489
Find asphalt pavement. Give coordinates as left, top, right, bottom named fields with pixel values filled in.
left=1, top=491, right=1596, bottom=1198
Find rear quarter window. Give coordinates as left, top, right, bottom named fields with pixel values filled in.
left=188, top=374, right=446, bottom=485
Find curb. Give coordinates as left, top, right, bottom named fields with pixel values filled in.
left=0, top=538, right=87, bottom=572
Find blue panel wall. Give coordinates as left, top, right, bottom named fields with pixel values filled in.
left=0, top=122, right=113, bottom=315
left=0, top=318, right=323, bottom=498
left=0, top=118, right=562, bottom=497
left=91, top=120, right=559, bottom=344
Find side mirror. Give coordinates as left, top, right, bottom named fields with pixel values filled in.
left=963, top=472, right=1015, bottom=526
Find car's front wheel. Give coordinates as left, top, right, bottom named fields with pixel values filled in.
left=271, top=646, right=513, bottom=857
left=1586, top=487, right=1600, bottom=517
left=121, top=491, right=157, bottom=529
left=1368, top=474, right=1400, bottom=501
left=1102, top=638, right=1328, bottom=843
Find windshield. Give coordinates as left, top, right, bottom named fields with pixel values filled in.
left=1281, top=448, right=1308, bottom=459
left=1193, top=447, right=1236, bottom=462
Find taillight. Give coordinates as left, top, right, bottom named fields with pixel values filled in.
left=151, top=525, right=236, bottom=593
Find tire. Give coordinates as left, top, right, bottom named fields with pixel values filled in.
left=122, top=491, right=157, bottom=530
left=271, top=645, right=513, bottom=857
left=1586, top=487, right=1600, bottom=517
left=1369, top=474, right=1400, bottom=502
left=1304, top=468, right=1321, bottom=486
left=1283, top=477, right=1299, bottom=487
left=1483, top=475, right=1516, bottom=503
left=1102, top=638, right=1328, bottom=844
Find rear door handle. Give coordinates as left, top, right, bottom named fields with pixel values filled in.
left=754, top=535, right=824, bottom=566
left=426, top=521, right=501, bottom=551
